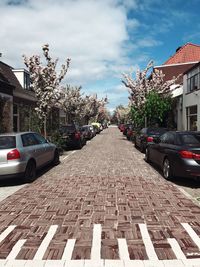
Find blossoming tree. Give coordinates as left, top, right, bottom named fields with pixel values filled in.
left=81, top=94, right=108, bottom=124
left=58, top=85, right=85, bottom=123
left=122, top=61, right=179, bottom=127
left=23, top=44, right=71, bottom=137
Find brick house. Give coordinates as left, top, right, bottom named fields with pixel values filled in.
left=0, top=61, right=36, bottom=132
left=154, top=43, right=200, bottom=130
left=0, top=61, right=62, bottom=134
left=0, top=66, right=14, bottom=132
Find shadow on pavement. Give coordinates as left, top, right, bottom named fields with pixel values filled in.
left=0, top=162, right=59, bottom=187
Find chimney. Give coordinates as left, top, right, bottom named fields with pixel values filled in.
left=176, top=46, right=182, bottom=52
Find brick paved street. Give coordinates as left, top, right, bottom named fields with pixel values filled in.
left=0, top=126, right=200, bottom=266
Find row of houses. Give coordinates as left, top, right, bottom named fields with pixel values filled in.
left=0, top=61, right=66, bottom=133
left=1, top=42, right=200, bottom=133
left=154, top=42, right=200, bottom=131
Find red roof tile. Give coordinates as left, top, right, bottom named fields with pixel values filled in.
left=163, top=43, right=200, bottom=65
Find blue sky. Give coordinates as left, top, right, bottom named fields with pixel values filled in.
left=1, top=0, right=200, bottom=112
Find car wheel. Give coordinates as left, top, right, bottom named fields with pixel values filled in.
left=53, top=149, right=60, bottom=166
left=163, top=158, right=172, bottom=180
left=77, top=140, right=83, bottom=149
left=140, top=144, right=145, bottom=153
left=134, top=141, right=138, bottom=148
left=145, top=147, right=150, bottom=163
left=24, top=160, right=36, bottom=183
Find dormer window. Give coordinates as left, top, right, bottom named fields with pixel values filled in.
left=12, top=69, right=31, bottom=90
left=24, top=72, right=30, bottom=90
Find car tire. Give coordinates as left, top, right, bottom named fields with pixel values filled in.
left=140, top=144, right=145, bottom=153
left=77, top=141, right=83, bottom=149
left=145, top=147, right=150, bottom=163
left=163, top=158, right=173, bottom=180
left=24, top=160, right=36, bottom=183
left=134, top=141, right=138, bottom=148
left=52, top=149, right=60, bottom=166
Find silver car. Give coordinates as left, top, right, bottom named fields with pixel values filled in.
left=0, top=132, right=59, bottom=182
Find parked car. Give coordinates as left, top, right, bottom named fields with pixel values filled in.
left=91, top=122, right=102, bottom=134
left=145, top=131, right=200, bottom=180
left=135, top=127, right=168, bottom=153
left=122, top=124, right=132, bottom=136
left=81, top=125, right=95, bottom=140
left=126, top=125, right=137, bottom=141
left=119, top=124, right=125, bottom=132
left=59, top=124, right=86, bottom=149
left=0, top=132, right=59, bottom=182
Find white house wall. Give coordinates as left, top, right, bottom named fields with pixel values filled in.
left=171, top=84, right=183, bottom=130
left=12, top=70, right=24, bottom=87
left=183, top=74, right=200, bottom=131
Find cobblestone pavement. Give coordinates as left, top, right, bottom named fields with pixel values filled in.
left=0, top=126, right=200, bottom=266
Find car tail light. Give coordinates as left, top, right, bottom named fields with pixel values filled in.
left=7, top=149, right=20, bottom=160
left=193, top=154, right=200, bottom=160
left=147, top=136, right=153, bottom=142
left=75, top=132, right=81, bottom=139
left=180, top=150, right=200, bottom=160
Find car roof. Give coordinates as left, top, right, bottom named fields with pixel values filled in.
left=0, top=132, right=33, bottom=136
left=167, top=131, right=200, bottom=134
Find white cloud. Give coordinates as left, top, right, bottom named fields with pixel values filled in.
left=0, top=0, right=133, bottom=85
left=0, top=0, right=164, bottom=110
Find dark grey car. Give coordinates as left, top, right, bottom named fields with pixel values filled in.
left=0, top=132, right=59, bottom=182
left=145, top=131, right=200, bottom=180
left=135, top=127, right=168, bottom=153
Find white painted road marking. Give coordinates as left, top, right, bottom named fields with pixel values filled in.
left=181, top=223, right=200, bottom=250
left=91, top=224, right=101, bottom=260
left=62, top=239, right=76, bottom=260
left=6, top=239, right=26, bottom=260
left=139, top=223, right=158, bottom=260
left=1, top=223, right=200, bottom=266
left=167, top=238, right=186, bottom=260
left=63, top=151, right=76, bottom=160
left=0, top=225, right=16, bottom=243
left=118, top=238, right=130, bottom=260
left=33, top=225, right=58, bottom=260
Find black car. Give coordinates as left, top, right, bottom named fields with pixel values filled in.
left=59, top=124, right=86, bottom=149
left=145, top=131, right=200, bottom=180
left=135, top=127, right=168, bottom=153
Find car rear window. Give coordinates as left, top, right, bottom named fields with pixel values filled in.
left=147, top=128, right=167, bottom=135
left=180, top=134, right=200, bottom=145
left=60, top=125, right=76, bottom=134
left=0, top=136, right=16, bottom=149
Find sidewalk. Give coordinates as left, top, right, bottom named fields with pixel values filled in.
left=0, top=127, right=200, bottom=266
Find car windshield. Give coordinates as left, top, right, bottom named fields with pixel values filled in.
left=0, top=136, right=16, bottom=149
left=180, top=134, right=200, bottom=145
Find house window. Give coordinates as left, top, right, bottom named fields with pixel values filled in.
left=187, top=67, right=200, bottom=93
left=13, top=104, right=19, bottom=132
left=186, top=105, right=197, bottom=131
